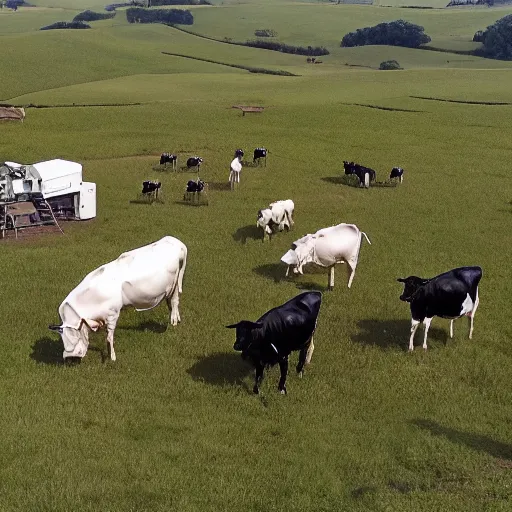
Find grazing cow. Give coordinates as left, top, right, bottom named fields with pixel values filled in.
left=281, top=223, right=371, bottom=289
left=187, top=156, right=203, bottom=170
left=343, top=161, right=376, bottom=188
left=397, top=266, right=482, bottom=351
left=185, top=179, right=205, bottom=194
left=48, top=236, right=187, bottom=361
left=141, top=180, right=161, bottom=201
left=390, top=167, right=404, bottom=183
left=234, top=149, right=244, bottom=159
left=160, top=153, right=177, bottom=170
left=227, top=291, right=322, bottom=395
left=256, top=199, right=294, bottom=240
left=253, top=147, right=267, bottom=166
left=229, top=156, right=242, bottom=190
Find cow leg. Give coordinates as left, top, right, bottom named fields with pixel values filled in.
left=327, top=266, right=334, bottom=291
left=285, top=265, right=290, bottom=277
left=469, top=289, right=479, bottom=339
left=408, top=319, right=420, bottom=351
left=166, top=286, right=181, bottom=326
left=253, top=363, right=264, bottom=394
left=297, top=337, right=315, bottom=377
left=450, top=319, right=454, bottom=339
left=347, top=262, right=356, bottom=289
left=422, top=317, right=432, bottom=350
left=278, top=357, right=289, bottom=394
left=106, top=322, right=117, bottom=361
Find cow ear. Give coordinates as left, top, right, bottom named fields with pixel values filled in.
left=225, top=323, right=240, bottom=329
left=48, top=324, right=63, bottom=334
left=397, top=278, right=406, bottom=283
left=61, top=302, right=82, bottom=330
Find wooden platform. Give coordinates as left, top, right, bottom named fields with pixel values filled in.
left=232, top=105, right=265, bottom=116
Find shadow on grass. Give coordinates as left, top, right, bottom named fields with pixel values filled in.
left=253, top=263, right=286, bottom=283
left=129, top=198, right=165, bottom=205
left=119, top=320, right=167, bottom=334
left=174, top=200, right=208, bottom=207
left=208, top=181, right=231, bottom=191
left=30, top=337, right=63, bottom=365
left=321, top=176, right=359, bottom=188
left=412, top=419, right=512, bottom=462
left=351, top=319, right=448, bottom=350
left=187, top=352, right=253, bottom=391
left=233, top=225, right=263, bottom=244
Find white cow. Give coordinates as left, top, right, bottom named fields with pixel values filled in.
left=229, top=156, right=242, bottom=190
left=256, top=199, right=294, bottom=240
left=281, top=223, right=371, bottom=289
left=49, top=236, right=187, bottom=361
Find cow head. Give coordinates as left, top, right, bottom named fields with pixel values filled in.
left=49, top=302, right=91, bottom=359
left=256, top=209, right=272, bottom=234
left=226, top=320, right=263, bottom=355
left=397, top=276, right=429, bottom=302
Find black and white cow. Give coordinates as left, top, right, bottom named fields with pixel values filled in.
left=343, top=161, right=376, bottom=188
left=141, top=181, right=161, bottom=200
left=185, top=179, right=205, bottom=194
left=234, top=149, right=244, bottom=159
left=397, top=266, right=482, bottom=351
left=390, top=167, right=404, bottom=183
left=227, top=291, right=322, bottom=395
left=187, top=156, right=203, bottom=170
left=253, top=148, right=267, bottom=166
left=160, top=153, right=177, bottom=169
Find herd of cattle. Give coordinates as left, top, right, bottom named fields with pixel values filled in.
left=343, top=160, right=404, bottom=188
left=47, top=149, right=482, bottom=395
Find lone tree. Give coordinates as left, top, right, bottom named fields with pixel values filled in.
left=475, top=14, right=512, bottom=60
left=341, top=20, right=431, bottom=48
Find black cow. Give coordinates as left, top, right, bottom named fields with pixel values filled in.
left=253, top=147, right=267, bottom=166
left=160, top=152, right=177, bottom=169
left=186, top=156, right=203, bottom=170
left=234, top=148, right=244, bottom=159
left=343, top=161, right=376, bottom=188
left=390, top=167, right=404, bottom=183
left=227, top=291, right=322, bottom=395
left=397, top=266, right=482, bottom=351
left=141, top=180, right=161, bottom=200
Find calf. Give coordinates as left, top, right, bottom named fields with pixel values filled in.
left=397, top=266, right=482, bottom=351
left=160, top=153, right=177, bottom=170
left=141, top=181, right=161, bottom=200
left=187, top=156, right=203, bottom=170
left=256, top=199, right=294, bottom=241
left=390, top=167, right=404, bottom=183
left=229, top=156, right=242, bottom=190
left=253, top=147, right=267, bottom=167
left=227, top=291, right=322, bottom=395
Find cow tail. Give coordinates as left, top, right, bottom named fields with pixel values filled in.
left=362, top=232, right=371, bottom=245
left=178, top=247, right=187, bottom=294
left=305, top=336, right=315, bottom=365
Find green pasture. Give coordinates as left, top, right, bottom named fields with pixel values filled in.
left=1, top=1, right=512, bottom=510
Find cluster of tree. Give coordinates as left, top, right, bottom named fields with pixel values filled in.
left=379, top=60, right=402, bottom=70
left=126, top=7, right=193, bottom=25
left=73, top=10, right=115, bottom=22
left=105, top=2, right=144, bottom=12
left=40, top=21, right=91, bottom=30
left=254, top=29, right=277, bottom=37
left=4, top=0, right=28, bottom=9
left=473, top=14, right=512, bottom=60
left=341, top=20, right=431, bottom=48
left=447, top=0, right=493, bottom=5
left=149, top=0, right=210, bottom=5
left=243, top=40, right=329, bottom=56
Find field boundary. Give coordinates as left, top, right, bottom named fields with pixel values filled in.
left=410, top=96, right=512, bottom=106
left=0, top=102, right=143, bottom=109
left=161, top=51, right=298, bottom=76
left=346, top=102, right=426, bottom=112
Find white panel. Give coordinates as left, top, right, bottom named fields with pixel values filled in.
left=78, top=182, right=96, bottom=220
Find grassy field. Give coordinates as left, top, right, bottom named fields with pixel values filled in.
left=1, top=1, right=512, bottom=511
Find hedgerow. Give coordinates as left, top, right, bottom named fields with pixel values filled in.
left=126, top=7, right=193, bottom=25
left=73, top=10, right=116, bottom=22
left=40, top=21, right=91, bottom=30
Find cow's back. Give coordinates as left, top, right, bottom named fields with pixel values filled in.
left=65, top=236, right=186, bottom=314
left=314, top=223, right=361, bottom=266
